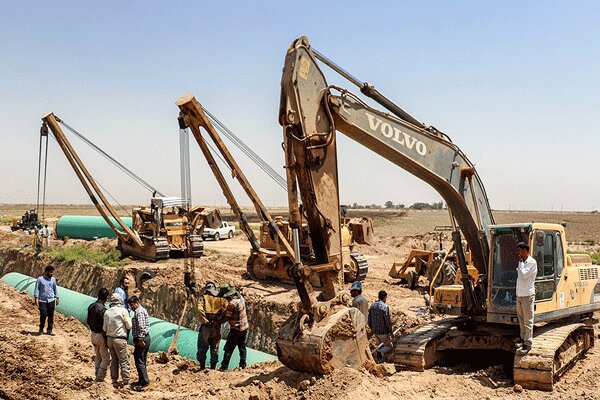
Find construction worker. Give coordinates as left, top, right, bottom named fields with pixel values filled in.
left=33, top=227, right=42, bottom=252
left=196, top=281, right=229, bottom=369
left=114, top=276, right=130, bottom=312
left=368, top=290, right=393, bottom=363
left=103, top=293, right=132, bottom=387
left=127, top=296, right=151, bottom=389
left=87, top=288, right=111, bottom=382
left=350, top=281, right=369, bottom=319
left=34, top=265, right=59, bottom=335
left=219, top=284, right=249, bottom=370
left=43, top=224, right=50, bottom=247
left=515, top=242, right=537, bottom=355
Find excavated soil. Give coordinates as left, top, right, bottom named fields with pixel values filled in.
left=2, top=207, right=600, bottom=399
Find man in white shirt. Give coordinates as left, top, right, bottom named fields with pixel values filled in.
left=515, top=242, right=537, bottom=355
left=103, top=293, right=132, bottom=387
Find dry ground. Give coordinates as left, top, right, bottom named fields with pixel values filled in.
left=1, top=205, right=600, bottom=399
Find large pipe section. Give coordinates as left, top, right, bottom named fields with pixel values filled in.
left=55, top=215, right=133, bottom=240
left=1, top=272, right=275, bottom=365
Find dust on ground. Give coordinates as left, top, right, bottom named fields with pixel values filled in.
left=1, top=206, right=600, bottom=399
left=1, top=280, right=600, bottom=400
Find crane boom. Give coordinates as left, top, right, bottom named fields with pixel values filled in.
left=41, top=113, right=142, bottom=247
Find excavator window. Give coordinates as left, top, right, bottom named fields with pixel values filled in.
left=490, top=233, right=519, bottom=309
left=533, top=230, right=557, bottom=301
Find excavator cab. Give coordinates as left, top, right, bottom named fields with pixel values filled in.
left=487, top=223, right=600, bottom=325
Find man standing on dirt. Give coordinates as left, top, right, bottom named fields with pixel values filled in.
left=350, top=281, right=369, bottom=319
left=127, top=296, right=151, bottom=389
left=42, top=224, right=50, bottom=247
left=220, top=284, right=249, bottom=370
left=103, top=293, right=132, bottom=387
left=196, top=281, right=229, bottom=369
left=114, top=276, right=130, bottom=312
left=515, top=242, right=537, bottom=355
left=34, top=265, right=59, bottom=335
left=87, top=288, right=110, bottom=382
left=368, top=290, right=393, bottom=363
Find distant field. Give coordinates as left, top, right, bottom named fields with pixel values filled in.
left=2, top=204, right=599, bottom=243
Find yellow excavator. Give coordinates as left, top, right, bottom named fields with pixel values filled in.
left=176, top=95, right=371, bottom=284
left=276, top=36, right=599, bottom=390
left=40, top=113, right=220, bottom=261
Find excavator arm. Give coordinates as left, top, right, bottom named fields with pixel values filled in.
left=276, top=36, right=497, bottom=373
left=280, top=37, right=494, bottom=277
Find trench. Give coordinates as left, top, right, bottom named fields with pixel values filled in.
left=437, top=349, right=514, bottom=376
left=0, top=248, right=292, bottom=355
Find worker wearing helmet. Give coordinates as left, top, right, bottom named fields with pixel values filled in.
left=196, top=281, right=229, bottom=369
left=350, top=281, right=369, bottom=319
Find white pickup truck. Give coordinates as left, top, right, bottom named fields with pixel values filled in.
left=202, top=221, right=236, bottom=241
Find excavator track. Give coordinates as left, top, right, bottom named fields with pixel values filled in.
left=187, top=234, right=205, bottom=257
left=348, top=252, right=368, bottom=282
left=513, top=322, right=594, bottom=391
left=118, top=236, right=169, bottom=261
left=394, top=318, right=457, bottom=371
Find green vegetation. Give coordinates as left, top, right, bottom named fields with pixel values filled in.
left=0, top=215, right=16, bottom=224
left=45, top=244, right=126, bottom=267
left=592, top=252, right=600, bottom=265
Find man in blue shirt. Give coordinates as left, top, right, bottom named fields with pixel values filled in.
left=34, top=265, right=59, bottom=335
left=114, top=276, right=130, bottom=312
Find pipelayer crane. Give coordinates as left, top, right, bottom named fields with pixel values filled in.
left=176, top=95, right=372, bottom=285
left=275, top=36, right=599, bottom=390
left=40, top=113, right=220, bottom=261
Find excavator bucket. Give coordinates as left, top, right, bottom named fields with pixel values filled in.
left=276, top=306, right=372, bottom=374
left=201, top=208, right=222, bottom=230
left=348, top=218, right=374, bottom=246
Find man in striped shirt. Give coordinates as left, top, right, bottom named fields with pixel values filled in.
left=127, top=296, right=150, bottom=388
left=219, top=285, right=249, bottom=370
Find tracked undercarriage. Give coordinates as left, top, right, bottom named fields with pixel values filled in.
left=118, top=236, right=170, bottom=261
left=394, top=317, right=595, bottom=391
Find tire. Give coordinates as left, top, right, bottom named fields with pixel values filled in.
left=407, top=270, right=418, bottom=290
left=228, top=230, right=233, bottom=239
left=428, top=258, right=457, bottom=291
left=214, top=232, right=220, bottom=241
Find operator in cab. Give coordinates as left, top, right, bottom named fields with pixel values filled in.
left=515, top=242, right=537, bottom=355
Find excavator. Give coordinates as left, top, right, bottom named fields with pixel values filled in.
left=176, top=95, right=372, bottom=285
left=276, top=36, right=599, bottom=390
left=40, top=113, right=220, bottom=261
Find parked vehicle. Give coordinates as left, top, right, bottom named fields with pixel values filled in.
left=202, top=221, right=235, bottom=241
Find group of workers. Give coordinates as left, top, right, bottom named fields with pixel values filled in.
left=349, top=280, right=394, bottom=363
left=31, top=242, right=537, bottom=388
left=33, top=268, right=249, bottom=390
left=32, top=224, right=51, bottom=251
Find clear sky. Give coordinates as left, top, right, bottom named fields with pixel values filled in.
left=1, top=1, right=599, bottom=211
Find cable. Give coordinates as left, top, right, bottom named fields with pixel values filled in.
left=202, top=107, right=288, bottom=191
left=57, top=120, right=164, bottom=197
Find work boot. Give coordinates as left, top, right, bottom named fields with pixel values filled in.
left=516, top=344, right=531, bottom=356
left=46, top=330, right=54, bottom=336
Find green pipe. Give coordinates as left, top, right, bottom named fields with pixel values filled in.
left=1, top=272, right=275, bottom=366
left=55, top=215, right=133, bottom=240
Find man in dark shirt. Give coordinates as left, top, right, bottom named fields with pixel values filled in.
left=368, top=290, right=394, bottom=363
left=87, top=288, right=110, bottom=382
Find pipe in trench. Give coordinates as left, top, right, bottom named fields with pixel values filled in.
left=1, top=272, right=275, bottom=366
